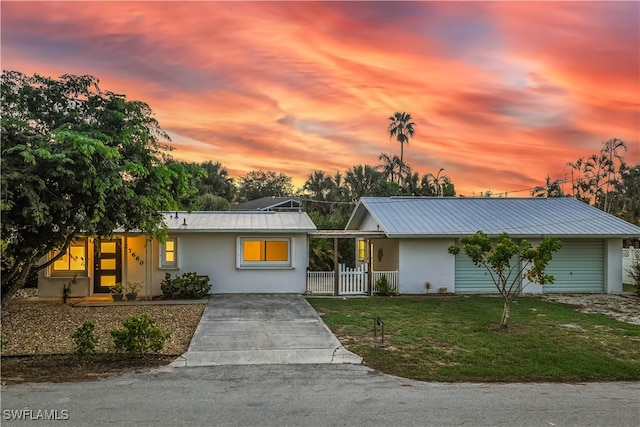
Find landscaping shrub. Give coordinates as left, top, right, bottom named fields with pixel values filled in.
left=160, top=272, right=211, bottom=299
left=627, top=259, right=640, bottom=297
left=110, top=313, right=170, bottom=356
left=72, top=320, right=98, bottom=357
left=375, top=274, right=398, bottom=296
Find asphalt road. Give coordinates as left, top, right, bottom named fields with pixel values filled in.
left=2, top=364, right=639, bottom=427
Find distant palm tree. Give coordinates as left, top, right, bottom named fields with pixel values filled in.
left=387, top=112, right=415, bottom=167
left=421, top=168, right=447, bottom=196
left=377, top=153, right=406, bottom=185
left=531, top=175, right=566, bottom=198
left=303, top=170, right=333, bottom=201
left=345, top=164, right=385, bottom=201
left=198, top=161, right=235, bottom=201
left=303, top=170, right=334, bottom=214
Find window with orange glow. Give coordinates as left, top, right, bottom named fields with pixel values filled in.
left=160, top=238, right=178, bottom=269
left=239, top=238, right=291, bottom=267
left=357, top=240, right=366, bottom=260
left=51, top=240, right=87, bottom=276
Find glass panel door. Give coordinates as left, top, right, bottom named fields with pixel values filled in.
left=93, top=239, right=122, bottom=294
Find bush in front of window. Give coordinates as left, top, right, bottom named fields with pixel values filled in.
left=160, top=272, right=211, bottom=299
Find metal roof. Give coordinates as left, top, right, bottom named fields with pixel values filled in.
left=164, top=211, right=316, bottom=233
left=345, top=197, right=640, bottom=238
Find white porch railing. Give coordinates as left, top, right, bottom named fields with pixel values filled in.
left=623, top=247, right=639, bottom=284
left=371, top=271, right=399, bottom=294
left=306, top=271, right=334, bottom=295
left=306, top=264, right=399, bottom=295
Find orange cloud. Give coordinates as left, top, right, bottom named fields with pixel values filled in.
left=2, top=1, right=638, bottom=196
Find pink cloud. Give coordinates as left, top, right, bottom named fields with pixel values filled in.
left=2, top=1, right=638, bottom=196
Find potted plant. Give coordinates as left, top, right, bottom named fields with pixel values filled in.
left=110, top=282, right=124, bottom=301
left=124, top=281, right=142, bottom=301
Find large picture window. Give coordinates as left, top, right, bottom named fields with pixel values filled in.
left=238, top=237, right=292, bottom=268
left=160, top=238, right=178, bottom=269
left=51, top=240, right=87, bottom=276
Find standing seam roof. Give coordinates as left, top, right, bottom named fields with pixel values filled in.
left=347, top=197, right=640, bottom=237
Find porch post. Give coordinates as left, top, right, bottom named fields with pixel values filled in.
left=367, top=239, right=373, bottom=296
left=333, top=237, right=339, bottom=296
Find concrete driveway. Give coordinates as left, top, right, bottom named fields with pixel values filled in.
left=171, top=294, right=362, bottom=367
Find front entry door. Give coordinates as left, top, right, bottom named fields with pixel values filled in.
left=94, top=239, right=122, bottom=294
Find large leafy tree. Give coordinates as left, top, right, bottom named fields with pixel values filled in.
left=448, top=232, right=562, bottom=328
left=1, top=71, right=191, bottom=306
left=236, top=170, right=293, bottom=201
left=387, top=112, right=415, bottom=167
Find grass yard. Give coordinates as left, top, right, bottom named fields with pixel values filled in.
left=307, top=296, right=640, bottom=382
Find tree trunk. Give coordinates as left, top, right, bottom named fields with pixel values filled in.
left=500, top=300, right=510, bottom=328
left=1, top=262, right=33, bottom=309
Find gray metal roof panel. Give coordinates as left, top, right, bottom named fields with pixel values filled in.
left=163, top=211, right=316, bottom=232
left=346, top=197, right=640, bottom=238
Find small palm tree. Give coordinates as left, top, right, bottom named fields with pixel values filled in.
left=387, top=112, right=415, bottom=167
left=531, top=175, right=566, bottom=198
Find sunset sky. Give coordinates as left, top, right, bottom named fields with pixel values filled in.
left=2, top=1, right=639, bottom=196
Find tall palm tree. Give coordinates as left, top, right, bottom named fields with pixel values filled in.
left=387, top=112, right=415, bottom=166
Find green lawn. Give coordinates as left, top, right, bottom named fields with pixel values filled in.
left=307, top=296, right=640, bottom=382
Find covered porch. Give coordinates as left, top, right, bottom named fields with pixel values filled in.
left=306, top=230, right=398, bottom=296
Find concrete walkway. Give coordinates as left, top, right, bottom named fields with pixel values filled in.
left=171, top=294, right=362, bottom=367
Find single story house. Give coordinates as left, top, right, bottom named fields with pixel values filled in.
left=346, top=197, right=640, bottom=294
left=38, top=211, right=316, bottom=298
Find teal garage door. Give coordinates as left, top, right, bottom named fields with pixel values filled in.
left=454, top=252, right=510, bottom=293
left=543, top=240, right=604, bottom=293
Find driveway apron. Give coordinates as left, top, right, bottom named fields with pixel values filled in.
left=171, top=294, right=362, bottom=367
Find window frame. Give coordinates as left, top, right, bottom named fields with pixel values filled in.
left=236, top=237, right=293, bottom=269
left=159, top=237, right=178, bottom=269
left=49, top=240, right=88, bottom=277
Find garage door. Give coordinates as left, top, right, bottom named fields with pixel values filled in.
left=455, top=253, right=501, bottom=293
left=543, top=240, right=604, bottom=293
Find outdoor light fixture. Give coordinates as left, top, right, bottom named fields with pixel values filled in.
left=373, top=316, right=385, bottom=347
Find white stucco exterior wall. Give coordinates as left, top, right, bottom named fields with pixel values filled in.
left=398, top=239, right=455, bottom=294
left=605, top=238, right=623, bottom=294
left=150, top=232, right=309, bottom=294
left=359, top=213, right=381, bottom=231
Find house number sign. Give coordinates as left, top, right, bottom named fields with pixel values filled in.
left=127, top=247, right=145, bottom=265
